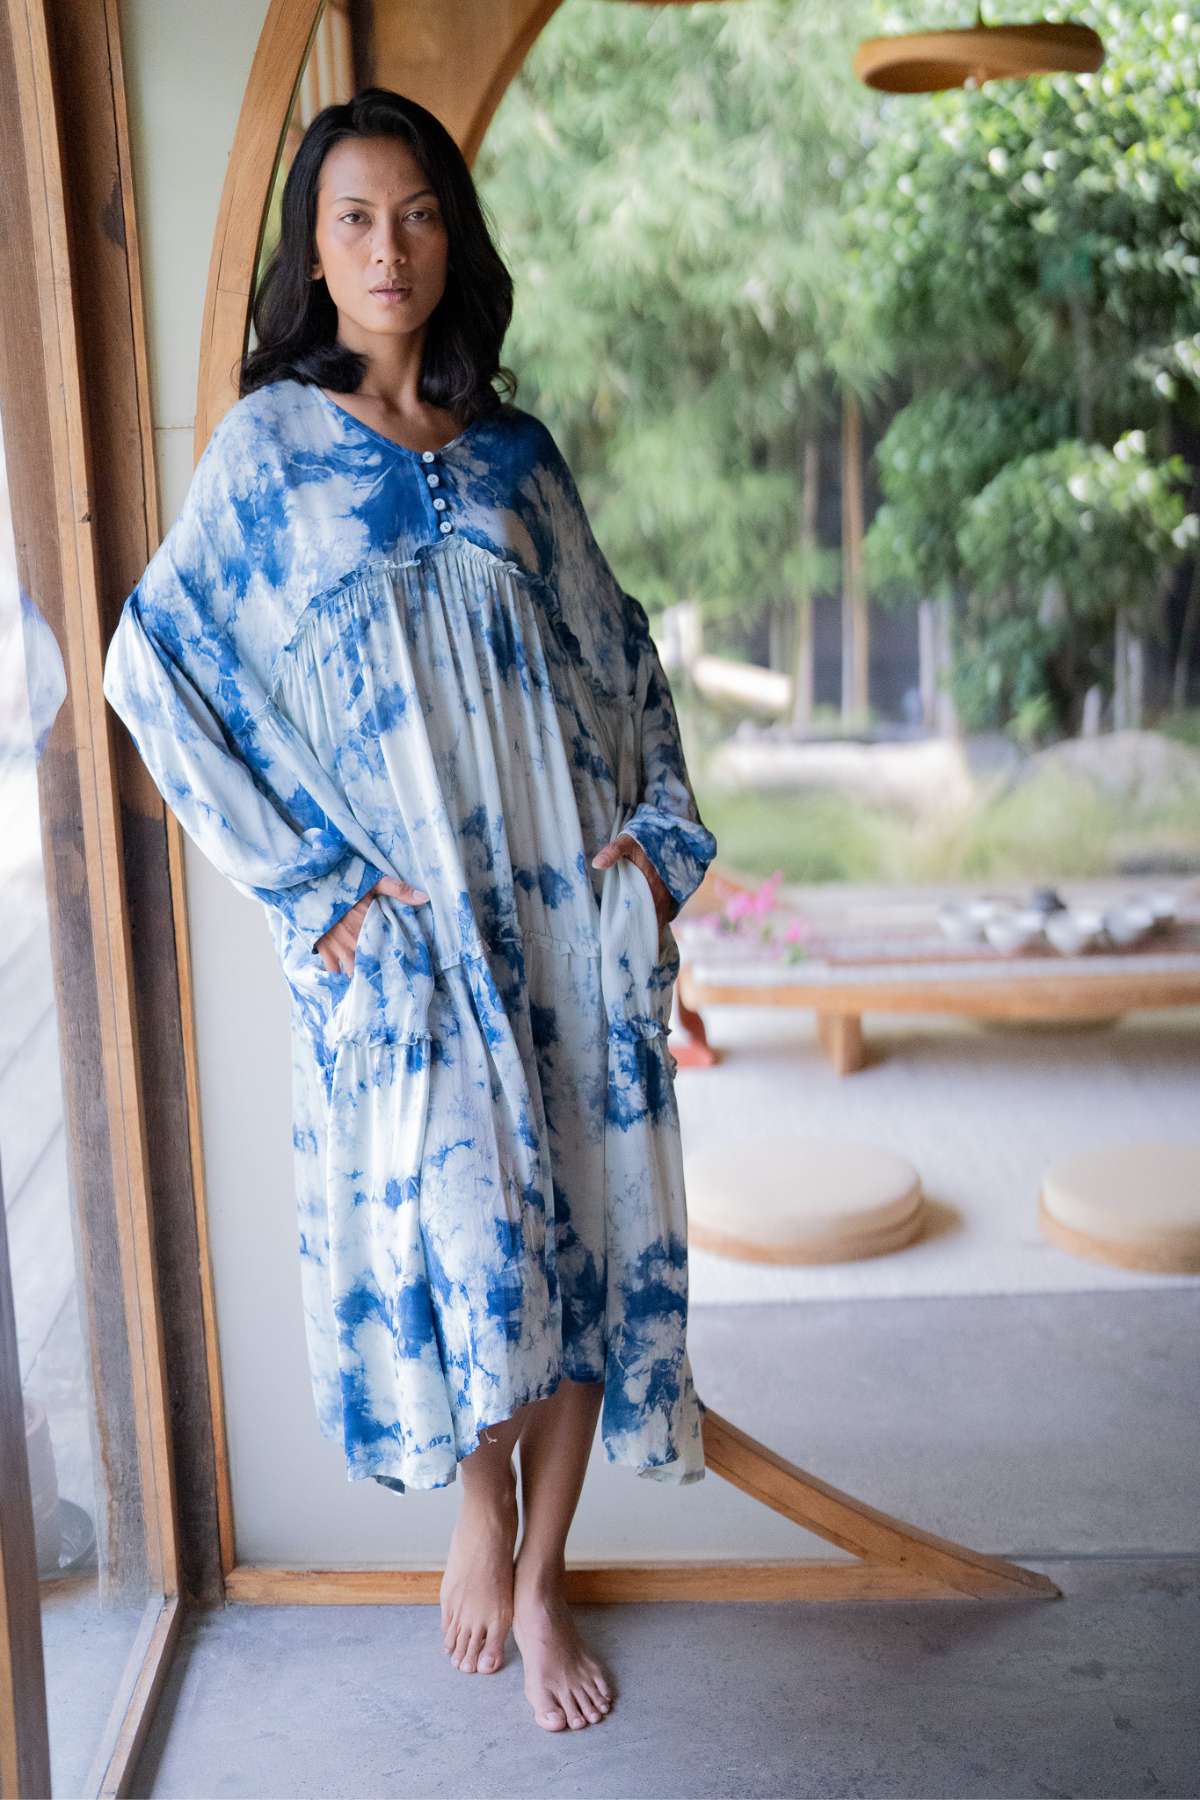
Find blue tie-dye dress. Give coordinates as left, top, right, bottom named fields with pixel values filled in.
left=102, top=377, right=716, bottom=1494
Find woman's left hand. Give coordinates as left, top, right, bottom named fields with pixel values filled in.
left=592, top=833, right=675, bottom=936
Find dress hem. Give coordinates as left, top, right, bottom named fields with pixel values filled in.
left=332, top=1366, right=707, bottom=1495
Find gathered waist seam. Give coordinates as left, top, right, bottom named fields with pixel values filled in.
left=427, top=922, right=604, bottom=977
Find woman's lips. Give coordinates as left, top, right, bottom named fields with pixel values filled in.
left=371, top=285, right=412, bottom=301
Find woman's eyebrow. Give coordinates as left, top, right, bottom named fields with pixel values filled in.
left=333, top=188, right=438, bottom=205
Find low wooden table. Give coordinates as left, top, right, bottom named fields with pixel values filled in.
left=675, top=880, right=1200, bottom=1075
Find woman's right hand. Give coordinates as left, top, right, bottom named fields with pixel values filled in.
left=315, top=876, right=430, bottom=976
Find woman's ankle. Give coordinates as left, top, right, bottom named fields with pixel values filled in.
left=513, top=1544, right=567, bottom=1596
left=460, top=1467, right=518, bottom=1522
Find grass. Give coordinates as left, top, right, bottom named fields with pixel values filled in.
left=692, top=766, right=1200, bottom=888
left=678, top=690, right=1200, bottom=886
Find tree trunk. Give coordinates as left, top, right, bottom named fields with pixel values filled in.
left=918, top=599, right=936, bottom=729
left=1172, top=555, right=1200, bottom=711
left=1069, top=288, right=1094, bottom=443
left=1113, top=613, right=1125, bottom=729
left=840, top=387, right=868, bottom=725
left=1113, top=612, right=1146, bottom=730
left=934, top=592, right=959, bottom=736
left=1129, top=631, right=1144, bottom=728
left=768, top=600, right=786, bottom=675
left=790, top=430, right=818, bottom=729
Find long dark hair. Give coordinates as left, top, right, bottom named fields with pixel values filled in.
left=239, top=87, right=517, bottom=424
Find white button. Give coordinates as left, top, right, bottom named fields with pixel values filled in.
left=433, top=496, right=447, bottom=510
left=439, top=519, right=453, bottom=534
left=421, top=449, right=435, bottom=462
left=426, top=471, right=440, bottom=487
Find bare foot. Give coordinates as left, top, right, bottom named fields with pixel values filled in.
left=439, top=1477, right=519, bottom=1674
left=512, top=1560, right=614, bottom=1730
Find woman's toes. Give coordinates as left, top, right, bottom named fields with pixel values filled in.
left=537, top=1703, right=568, bottom=1731
left=460, top=1628, right=485, bottom=1672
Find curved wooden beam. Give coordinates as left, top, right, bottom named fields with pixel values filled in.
left=198, top=4, right=1064, bottom=1610
left=197, top=0, right=566, bottom=447
left=700, top=1406, right=1061, bottom=1599
left=196, top=0, right=324, bottom=451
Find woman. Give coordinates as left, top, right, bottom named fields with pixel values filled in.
left=103, top=87, right=716, bottom=1733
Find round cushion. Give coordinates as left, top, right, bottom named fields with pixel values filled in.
left=685, top=1135, right=924, bottom=1265
left=1039, top=1141, right=1200, bottom=1274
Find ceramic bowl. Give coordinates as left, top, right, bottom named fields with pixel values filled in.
left=1102, top=903, right=1156, bottom=947
left=964, top=895, right=1014, bottom=926
left=1145, top=890, right=1178, bottom=926
left=1044, top=910, right=1103, bottom=955
left=937, top=903, right=983, bottom=943
left=984, top=913, right=1043, bottom=952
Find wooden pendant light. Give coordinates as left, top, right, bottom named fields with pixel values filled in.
left=853, top=4, right=1104, bottom=92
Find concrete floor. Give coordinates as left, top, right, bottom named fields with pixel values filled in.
left=131, top=1288, right=1200, bottom=1800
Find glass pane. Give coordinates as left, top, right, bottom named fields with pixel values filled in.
left=0, top=380, right=165, bottom=1795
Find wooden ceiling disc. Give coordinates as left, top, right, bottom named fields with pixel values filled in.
left=853, top=20, right=1105, bottom=93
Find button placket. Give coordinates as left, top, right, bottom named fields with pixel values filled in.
left=419, top=450, right=453, bottom=536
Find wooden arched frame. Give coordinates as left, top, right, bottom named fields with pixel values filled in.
left=198, top=0, right=1059, bottom=1611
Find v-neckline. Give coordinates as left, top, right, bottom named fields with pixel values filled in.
left=315, top=385, right=478, bottom=458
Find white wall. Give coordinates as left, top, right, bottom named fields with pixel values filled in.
left=117, top=0, right=811, bottom=1569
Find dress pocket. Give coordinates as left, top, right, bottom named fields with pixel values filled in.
left=325, top=893, right=437, bottom=1265
left=330, top=891, right=436, bottom=1051
left=598, top=851, right=680, bottom=1132
left=600, top=854, right=678, bottom=1041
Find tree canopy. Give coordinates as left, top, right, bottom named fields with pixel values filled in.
left=475, top=0, right=1200, bottom=733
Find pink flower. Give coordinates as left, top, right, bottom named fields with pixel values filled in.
left=750, top=870, right=785, bottom=916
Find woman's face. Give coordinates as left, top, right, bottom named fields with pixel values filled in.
left=310, top=134, right=450, bottom=346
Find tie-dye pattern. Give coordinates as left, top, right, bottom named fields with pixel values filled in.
left=102, top=377, right=716, bottom=1492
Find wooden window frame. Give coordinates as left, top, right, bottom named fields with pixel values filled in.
left=0, top=0, right=220, bottom=1790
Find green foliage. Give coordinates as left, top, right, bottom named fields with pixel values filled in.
left=702, top=764, right=1200, bottom=884
left=1159, top=706, right=1200, bottom=748
left=865, top=383, right=1074, bottom=598
left=698, top=786, right=895, bottom=884
left=947, top=433, right=1197, bottom=731
left=946, top=610, right=1076, bottom=739
left=842, top=0, right=1200, bottom=423
left=959, top=432, right=1196, bottom=625
left=843, top=0, right=1200, bottom=724
left=473, top=0, right=1200, bottom=726
left=475, top=0, right=879, bottom=619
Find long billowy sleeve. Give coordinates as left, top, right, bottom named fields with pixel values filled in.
left=534, top=420, right=717, bottom=916
left=102, top=411, right=385, bottom=955
left=618, top=589, right=717, bottom=918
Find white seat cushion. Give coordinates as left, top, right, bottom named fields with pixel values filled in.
left=1041, top=1142, right=1200, bottom=1268
left=685, top=1135, right=923, bottom=1263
